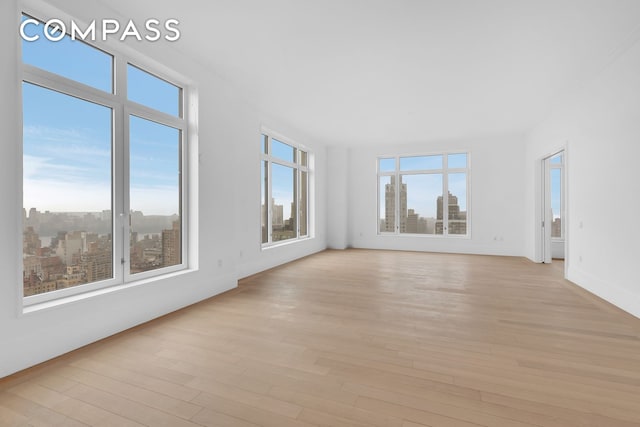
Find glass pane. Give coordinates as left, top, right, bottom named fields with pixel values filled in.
left=129, top=116, right=181, bottom=273
left=447, top=173, right=467, bottom=235
left=400, top=155, right=442, bottom=171
left=447, top=153, right=467, bottom=169
left=127, top=64, right=180, bottom=117
left=300, top=150, right=308, bottom=167
left=550, top=153, right=563, bottom=165
left=551, top=168, right=562, bottom=238
left=261, top=134, right=268, bottom=154
left=261, top=160, right=268, bottom=244
left=271, top=163, right=296, bottom=242
left=299, top=170, right=308, bottom=236
left=272, top=139, right=295, bottom=163
left=401, top=174, right=442, bottom=235
left=23, top=82, right=113, bottom=296
left=379, top=158, right=395, bottom=173
left=379, top=176, right=394, bottom=233
left=21, top=15, right=112, bottom=93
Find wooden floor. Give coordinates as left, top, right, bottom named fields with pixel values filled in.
left=2, top=249, right=640, bottom=427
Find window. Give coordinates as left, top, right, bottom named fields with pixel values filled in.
left=21, top=13, right=188, bottom=304
left=549, top=152, right=563, bottom=239
left=378, top=153, right=469, bottom=236
left=261, top=132, right=310, bottom=246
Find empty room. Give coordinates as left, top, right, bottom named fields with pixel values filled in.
left=1, top=0, right=640, bottom=426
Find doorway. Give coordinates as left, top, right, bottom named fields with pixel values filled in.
left=541, top=150, right=565, bottom=263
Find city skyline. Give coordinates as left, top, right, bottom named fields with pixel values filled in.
left=23, top=207, right=181, bottom=296
left=381, top=175, right=467, bottom=234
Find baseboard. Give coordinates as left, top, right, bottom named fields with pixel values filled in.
left=567, top=266, right=640, bottom=319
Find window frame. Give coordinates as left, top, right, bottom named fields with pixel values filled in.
left=377, top=152, right=471, bottom=238
left=20, top=7, right=190, bottom=307
left=260, top=129, right=310, bottom=248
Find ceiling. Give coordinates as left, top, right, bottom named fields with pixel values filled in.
left=99, top=0, right=640, bottom=146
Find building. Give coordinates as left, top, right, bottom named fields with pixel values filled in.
left=405, top=209, right=419, bottom=233
left=162, top=220, right=181, bottom=267
left=2, top=2, right=640, bottom=424
left=435, top=191, right=467, bottom=235
left=384, top=175, right=407, bottom=232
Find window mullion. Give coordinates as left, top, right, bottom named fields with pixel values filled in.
left=114, top=54, right=129, bottom=283
left=395, top=157, right=399, bottom=234
left=443, top=174, right=448, bottom=236
left=267, top=137, right=273, bottom=244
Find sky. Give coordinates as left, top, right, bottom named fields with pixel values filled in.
left=22, top=16, right=180, bottom=216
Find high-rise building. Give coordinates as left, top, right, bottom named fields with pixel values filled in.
left=162, top=220, right=181, bottom=267
left=82, top=238, right=112, bottom=283
left=384, top=176, right=407, bottom=232
left=436, top=191, right=467, bottom=235
left=272, top=199, right=284, bottom=228
left=406, top=209, right=419, bottom=233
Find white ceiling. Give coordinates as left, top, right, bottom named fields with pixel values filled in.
left=100, top=0, right=640, bottom=146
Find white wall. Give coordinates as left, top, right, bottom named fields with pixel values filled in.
left=347, top=136, right=526, bottom=256
left=0, top=0, right=327, bottom=378
left=326, top=146, right=349, bottom=249
left=525, top=38, right=640, bottom=317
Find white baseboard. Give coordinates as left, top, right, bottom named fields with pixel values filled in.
left=567, top=266, right=640, bottom=319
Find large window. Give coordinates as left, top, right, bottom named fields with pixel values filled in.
left=261, top=132, right=309, bottom=246
left=378, top=153, right=469, bottom=236
left=21, top=13, right=188, bottom=304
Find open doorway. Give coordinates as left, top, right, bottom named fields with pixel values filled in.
left=541, top=151, right=565, bottom=263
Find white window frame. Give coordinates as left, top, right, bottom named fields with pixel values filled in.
left=20, top=6, right=190, bottom=307
left=260, top=129, right=310, bottom=248
left=377, top=152, right=471, bottom=238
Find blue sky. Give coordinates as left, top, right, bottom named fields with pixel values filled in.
left=551, top=168, right=562, bottom=219
left=22, top=17, right=180, bottom=216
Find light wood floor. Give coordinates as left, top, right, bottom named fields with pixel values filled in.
left=2, top=249, right=640, bottom=427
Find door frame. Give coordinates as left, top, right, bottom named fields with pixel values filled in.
left=536, top=145, right=569, bottom=275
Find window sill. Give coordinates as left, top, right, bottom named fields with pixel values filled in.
left=261, top=236, right=313, bottom=251
left=377, top=233, right=472, bottom=240
left=22, top=267, right=197, bottom=316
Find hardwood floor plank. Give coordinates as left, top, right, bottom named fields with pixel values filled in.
left=185, top=377, right=303, bottom=418
left=191, top=392, right=316, bottom=427
left=268, top=386, right=404, bottom=427
left=53, top=365, right=202, bottom=419
left=64, top=383, right=200, bottom=427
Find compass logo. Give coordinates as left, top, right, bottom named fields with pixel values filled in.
left=20, top=18, right=181, bottom=42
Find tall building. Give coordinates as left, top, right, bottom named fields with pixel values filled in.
left=272, top=199, right=284, bottom=228
left=436, top=191, right=467, bottom=235
left=406, top=209, right=419, bottom=233
left=162, top=220, right=181, bottom=267
left=82, top=238, right=113, bottom=282
left=384, top=176, right=407, bottom=232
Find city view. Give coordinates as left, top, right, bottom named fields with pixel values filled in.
left=23, top=208, right=181, bottom=296
left=380, top=176, right=467, bottom=235
left=262, top=199, right=299, bottom=243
